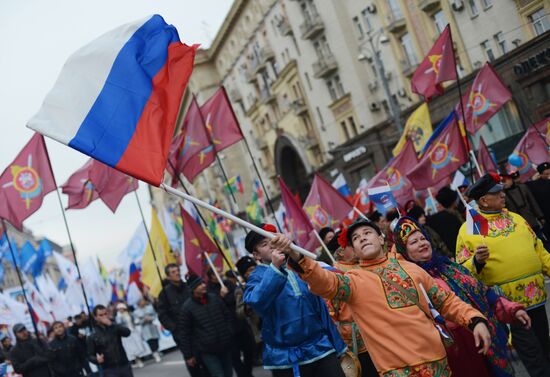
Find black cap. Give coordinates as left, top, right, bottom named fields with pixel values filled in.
left=12, top=323, right=26, bottom=334
left=318, top=227, right=334, bottom=242
left=236, top=256, right=257, bottom=277
left=346, top=218, right=382, bottom=245
left=406, top=205, right=425, bottom=221
left=244, top=223, right=276, bottom=253
left=467, top=173, right=504, bottom=200
left=186, top=274, right=203, bottom=292
left=326, top=232, right=341, bottom=252
left=435, top=187, right=458, bottom=209
left=501, top=171, right=519, bottom=179
left=537, top=162, right=550, bottom=174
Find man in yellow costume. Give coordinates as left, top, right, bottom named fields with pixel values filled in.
left=457, top=173, right=550, bottom=377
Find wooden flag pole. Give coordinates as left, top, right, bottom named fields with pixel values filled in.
left=1, top=220, right=41, bottom=339
left=353, top=207, right=369, bottom=221
left=161, top=183, right=317, bottom=260
left=134, top=191, right=164, bottom=283
left=469, top=150, right=484, bottom=176
left=203, top=252, right=227, bottom=289
left=313, top=231, right=337, bottom=264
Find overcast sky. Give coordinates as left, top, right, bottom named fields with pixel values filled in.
left=0, top=0, right=233, bottom=268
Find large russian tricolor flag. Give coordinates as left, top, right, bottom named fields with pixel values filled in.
left=28, top=15, right=197, bottom=186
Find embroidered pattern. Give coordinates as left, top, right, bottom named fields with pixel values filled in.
left=427, top=285, right=448, bottom=309
left=383, top=357, right=451, bottom=376
left=487, top=210, right=516, bottom=238
left=334, top=274, right=352, bottom=302
left=371, top=258, right=418, bottom=309
left=501, top=273, right=547, bottom=308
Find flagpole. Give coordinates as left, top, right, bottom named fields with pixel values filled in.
left=167, top=160, right=246, bottom=282
left=511, top=94, right=550, bottom=148
left=313, top=231, right=337, bottom=265
left=133, top=191, right=164, bottom=283
left=220, top=86, right=283, bottom=232
left=352, top=207, right=369, bottom=221
left=43, top=143, right=93, bottom=327
left=160, top=183, right=317, bottom=259
left=203, top=252, right=227, bottom=289
left=448, top=24, right=476, bottom=182
left=469, top=150, right=483, bottom=176
left=1, top=219, right=41, bottom=339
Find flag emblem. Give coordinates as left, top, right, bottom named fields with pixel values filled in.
left=511, top=151, right=531, bottom=174
left=468, top=88, right=497, bottom=119
left=386, top=167, right=405, bottom=191
left=429, top=134, right=459, bottom=177
left=305, top=205, right=332, bottom=228
left=4, top=158, right=44, bottom=209
left=427, top=54, right=442, bottom=75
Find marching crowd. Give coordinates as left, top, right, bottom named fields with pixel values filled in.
left=3, top=163, right=550, bottom=377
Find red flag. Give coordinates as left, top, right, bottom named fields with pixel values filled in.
left=411, top=25, right=456, bottom=100
left=303, top=174, right=353, bottom=230
left=62, top=159, right=138, bottom=212
left=61, top=160, right=99, bottom=210
left=199, top=87, right=243, bottom=153
left=89, top=161, right=139, bottom=212
left=181, top=205, right=223, bottom=277
left=407, top=114, right=468, bottom=190
left=477, top=136, right=499, bottom=174
left=278, top=177, right=319, bottom=250
left=460, top=64, right=512, bottom=134
left=508, top=118, right=550, bottom=181
left=169, top=98, right=216, bottom=183
left=0, top=134, right=56, bottom=230
left=368, top=139, right=418, bottom=205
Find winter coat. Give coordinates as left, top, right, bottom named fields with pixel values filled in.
left=504, top=183, right=544, bottom=229
left=426, top=209, right=464, bottom=254
left=243, top=263, right=347, bottom=369
left=86, top=324, right=131, bottom=368
left=133, top=304, right=160, bottom=341
left=49, top=334, right=83, bottom=377
left=178, top=293, right=233, bottom=359
left=157, top=281, right=191, bottom=334
left=10, top=338, right=52, bottom=377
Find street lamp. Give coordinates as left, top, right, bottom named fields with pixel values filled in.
left=358, top=29, right=402, bottom=133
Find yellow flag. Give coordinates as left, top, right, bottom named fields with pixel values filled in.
left=142, top=209, right=177, bottom=297
left=392, top=103, right=432, bottom=156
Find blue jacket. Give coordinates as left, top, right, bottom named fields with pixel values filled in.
left=243, top=263, right=346, bottom=370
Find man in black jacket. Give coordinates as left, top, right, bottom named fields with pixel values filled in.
left=426, top=186, right=464, bottom=255
left=67, top=313, right=92, bottom=375
left=49, top=321, right=83, bottom=377
left=87, top=305, right=132, bottom=377
left=527, top=162, right=550, bottom=243
left=180, top=275, right=233, bottom=377
left=9, top=323, right=52, bottom=377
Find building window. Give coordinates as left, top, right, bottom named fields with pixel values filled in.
left=326, top=74, right=345, bottom=102
left=304, top=72, right=313, bottom=91
left=529, top=8, right=550, bottom=36
left=348, top=116, right=359, bottom=137
left=481, top=0, right=492, bottom=9
left=494, top=32, right=507, bottom=55
left=468, top=0, right=479, bottom=17
left=361, top=8, right=373, bottom=32
left=400, top=33, right=417, bottom=66
left=316, top=107, right=324, bottom=125
left=353, top=16, right=364, bottom=38
left=480, top=40, right=495, bottom=61
left=341, top=121, right=350, bottom=140
left=432, top=10, right=448, bottom=34
left=388, top=0, right=403, bottom=20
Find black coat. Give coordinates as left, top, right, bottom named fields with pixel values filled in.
left=10, top=338, right=52, bottom=377
left=526, top=179, right=550, bottom=239
left=49, top=335, right=83, bottom=377
left=504, top=183, right=544, bottom=229
left=86, top=324, right=130, bottom=369
left=178, top=293, right=233, bottom=359
left=426, top=209, right=464, bottom=255
left=157, top=281, right=191, bottom=334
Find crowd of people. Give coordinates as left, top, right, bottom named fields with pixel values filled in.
left=3, top=162, right=550, bottom=377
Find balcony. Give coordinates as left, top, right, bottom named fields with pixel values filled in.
left=312, top=53, right=338, bottom=79
left=259, top=47, right=275, bottom=64
left=418, top=0, right=440, bottom=12
left=299, top=12, right=325, bottom=40
left=386, top=12, right=406, bottom=34
left=400, top=59, right=418, bottom=77
left=229, top=88, right=242, bottom=102
left=291, top=99, right=308, bottom=116
left=277, top=18, right=293, bottom=36
left=260, top=87, right=276, bottom=105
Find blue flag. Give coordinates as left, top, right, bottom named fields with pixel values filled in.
left=368, top=186, right=398, bottom=215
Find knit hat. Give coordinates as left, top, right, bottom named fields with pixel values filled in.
left=12, top=323, right=26, bottom=334
left=318, top=227, right=334, bottom=243
left=537, top=162, right=550, bottom=174
left=244, top=223, right=277, bottom=253
left=186, top=274, right=204, bottom=292
left=236, top=256, right=257, bottom=277
left=467, top=172, right=504, bottom=200
left=392, top=217, right=424, bottom=255
left=406, top=205, right=425, bottom=221
left=339, top=218, right=381, bottom=248
left=435, top=187, right=458, bottom=209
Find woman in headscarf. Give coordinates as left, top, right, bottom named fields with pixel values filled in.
left=392, top=216, right=531, bottom=377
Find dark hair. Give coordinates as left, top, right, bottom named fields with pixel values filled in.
left=50, top=321, right=64, bottom=332
left=225, top=270, right=235, bottom=279
left=206, top=268, right=215, bottom=279
left=385, top=210, right=399, bottom=222
left=93, top=305, right=107, bottom=316
left=164, top=263, right=179, bottom=275
left=368, top=211, right=382, bottom=223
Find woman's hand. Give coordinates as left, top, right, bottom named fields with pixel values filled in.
left=515, top=309, right=531, bottom=330
left=473, top=322, right=492, bottom=355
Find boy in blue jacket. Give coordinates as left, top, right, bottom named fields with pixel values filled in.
left=243, top=224, right=346, bottom=377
